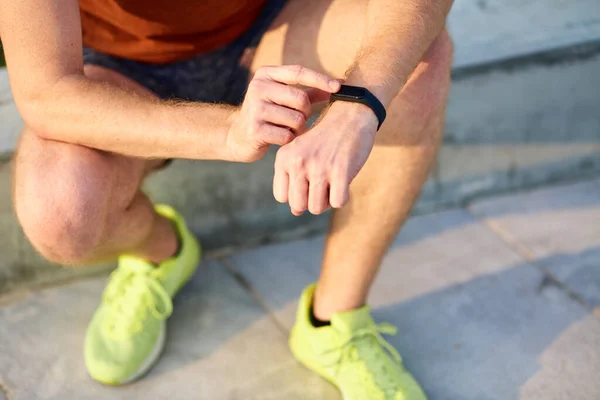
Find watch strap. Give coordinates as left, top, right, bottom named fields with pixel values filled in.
left=330, top=85, right=387, bottom=130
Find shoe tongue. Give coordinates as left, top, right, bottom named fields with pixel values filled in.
left=118, top=255, right=155, bottom=274
left=330, top=305, right=375, bottom=333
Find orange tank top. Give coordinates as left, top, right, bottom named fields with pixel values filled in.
left=79, top=0, right=269, bottom=64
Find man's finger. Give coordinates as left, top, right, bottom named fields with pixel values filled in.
left=306, top=80, right=344, bottom=104
left=308, top=178, right=330, bottom=215
left=259, top=124, right=295, bottom=146
left=273, top=167, right=289, bottom=203
left=264, top=83, right=312, bottom=119
left=289, top=175, right=309, bottom=216
left=305, top=88, right=332, bottom=104
left=261, top=103, right=307, bottom=133
left=258, top=65, right=340, bottom=93
left=329, top=177, right=350, bottom=209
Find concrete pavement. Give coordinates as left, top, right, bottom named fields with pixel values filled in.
left=0, top=177, right=599, bottom=400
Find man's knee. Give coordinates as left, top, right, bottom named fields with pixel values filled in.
left=14, top=136, right=112, bottom=266
left=382, top=29, right=452, bottom=147
left=427, top=29, right=454, bottom=72
left=409, top=28, right=452, bottom=111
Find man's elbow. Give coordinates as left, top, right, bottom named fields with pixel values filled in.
left=15, top=77, right=75, bottom=140
left=17, top=97, right=54, bottom=139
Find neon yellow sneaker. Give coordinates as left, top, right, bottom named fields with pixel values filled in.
left=289, top=284, right=427, bottom=400
left=84, top=204, right=201, bottom=385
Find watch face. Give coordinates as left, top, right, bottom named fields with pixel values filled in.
left=338, top=85, right=366, bottom=99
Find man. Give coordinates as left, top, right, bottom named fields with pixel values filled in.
left=0, top=0, right=453, bottom=397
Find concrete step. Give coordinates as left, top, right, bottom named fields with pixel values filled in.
left=449, top=0, right=600, bottom=69
left=1, top=0, right=600, bottom=292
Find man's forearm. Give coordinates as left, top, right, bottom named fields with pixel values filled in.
left=345, top=0, right=453, bottom=106
left=22, top=74, right=235, bottom=161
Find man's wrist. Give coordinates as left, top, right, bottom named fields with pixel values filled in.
left=223, top=107, right=242, bottom=162
left=328, top=100, right=379, bottom=132
left=177, top=102, right=237, bottom=161
left=344, top=67, right=403, bottom=108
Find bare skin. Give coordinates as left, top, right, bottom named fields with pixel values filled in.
left=13, top=66, right=181, bottom=265
left=251, top=0, right=453, bottom=319
left=13, top=63, right=339, bottom=265
left=2, top=0, right=453, bottom=320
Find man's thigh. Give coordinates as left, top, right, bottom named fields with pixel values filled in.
left=251, top=0, right=367, bottom=81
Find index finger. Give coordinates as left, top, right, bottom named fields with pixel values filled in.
left=256, top=65, right=341, bottom=93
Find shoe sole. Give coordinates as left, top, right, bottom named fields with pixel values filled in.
left=291, top=333, right=424, bottom=400
left=293, top=357, right=349, bottom=400
left=117, top=321, right=167, bottom=385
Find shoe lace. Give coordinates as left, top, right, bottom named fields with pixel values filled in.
left=325, top=322, right=402, bottom=397
left=101, top=263, right=173, bottom=340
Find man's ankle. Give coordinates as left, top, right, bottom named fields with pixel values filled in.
left=310, top=304, right=331, bottom=328
left=312, top=284, right=367, bottom=322
left=133, top=214, right=180, bottom=264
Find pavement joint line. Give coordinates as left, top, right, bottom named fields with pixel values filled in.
left=466, top=208, right=592, bottom=310
left=216, top=256, right=290, bottom=336
left=535, top=270, right=591, bottom=307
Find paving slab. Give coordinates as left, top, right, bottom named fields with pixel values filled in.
left=227, top=209, right=525, bottom=328
left=371, top=265, right=589, bottom=400
left=469, top=178, right=600, bottom=306
left=520, top=314, right=600, bottom=400
left=226, top=208, right=598, bottom=399
left=0, top=260, right=338, bottom=400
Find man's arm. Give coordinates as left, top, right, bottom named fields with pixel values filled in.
left=0, top=0, right=339, bottom=162
left=0, top=0, right=235, bottom=160
left=344, top=0, right=453, bottom=107
left=273, top=0, right=454, bottom=214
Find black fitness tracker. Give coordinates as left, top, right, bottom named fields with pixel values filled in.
left=330, top=85, right=387, bottom=130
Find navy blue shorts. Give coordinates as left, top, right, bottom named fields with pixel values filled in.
left=83, top=0, right=287, bottom=105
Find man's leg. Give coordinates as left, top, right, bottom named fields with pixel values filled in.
left=251, top=0, right=452, bottom=319
left=13, top=65, right=178, bottom=266
left=315, top=35, right=451, bottom=319
left=14, top=65, right=201, bottom=385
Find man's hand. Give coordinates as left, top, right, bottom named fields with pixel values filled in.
left=273, top=101, right=379, bottom=215
left=226, top=65, right=341, bottom=163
